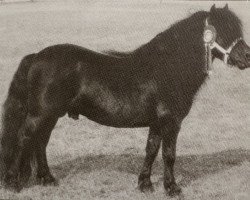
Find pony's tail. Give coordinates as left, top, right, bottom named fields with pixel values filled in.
left=0, top=53, right=36, bottom=183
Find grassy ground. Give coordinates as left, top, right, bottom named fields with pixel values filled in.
left=0, top=1, right=250, bottom=199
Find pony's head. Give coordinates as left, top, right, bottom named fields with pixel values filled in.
left=206, top=4, right=250, bottom=70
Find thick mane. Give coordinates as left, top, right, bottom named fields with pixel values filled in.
left=106, top=8, right=243, bottom=61
left=135, top=11, right=208, bottom=58
left=106, top=11, right=209, bottom=59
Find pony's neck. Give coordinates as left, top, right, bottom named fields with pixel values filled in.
left=129, top=11, right=211, bottom=106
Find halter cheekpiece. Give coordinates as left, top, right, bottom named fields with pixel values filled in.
left=203, top=18, right=242, bottom=75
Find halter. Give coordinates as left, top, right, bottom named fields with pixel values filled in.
left=203, top=18, right=242, bottom=74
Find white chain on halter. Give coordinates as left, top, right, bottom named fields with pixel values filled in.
left=203, top=18, right=242, bottom=75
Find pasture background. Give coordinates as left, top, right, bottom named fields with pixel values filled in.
left=0, top=0, right=249, bottom=199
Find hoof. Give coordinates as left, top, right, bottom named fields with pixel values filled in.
left=37, top=174, right=58, bottom=186
left=138, top=178, right=154, bottom=193
left=4, top=184, right=22, bottom=193
left=3, top=172, right=22, bottom=192
left=167, top=184, right=182, bottom=197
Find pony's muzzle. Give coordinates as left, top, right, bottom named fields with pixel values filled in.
left=229, top=40, right=250, bottom=70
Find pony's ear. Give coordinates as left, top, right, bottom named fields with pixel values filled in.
left=210, top=4, right=216, bottom=12
left=224, top=4, right=229, bottom=10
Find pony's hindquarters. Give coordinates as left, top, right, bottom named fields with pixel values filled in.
left=0, top=50, right=80, bottom=189
left=0, top=54, right=35, bottom=184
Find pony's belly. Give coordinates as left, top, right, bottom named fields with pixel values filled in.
left=79, top=105, right=150, bottom=128
left=72, top=97, right=151, bottom=128
left=84, top=112, right=150, bottom=128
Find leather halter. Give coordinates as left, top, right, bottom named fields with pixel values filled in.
left=203, top=18, right=242, bottom=74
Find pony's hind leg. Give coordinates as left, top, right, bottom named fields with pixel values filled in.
left=4, top=114, right=39, bottom=190
left=18, top=144, right=33, bottom=186
left=35, top=117, right=58, bottom=186
left=138, top=125, right=161, bottom=192
left=4, top=113, right=56, bottom=190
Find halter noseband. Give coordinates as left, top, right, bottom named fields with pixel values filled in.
left=203, top=18, right=242, bottom=74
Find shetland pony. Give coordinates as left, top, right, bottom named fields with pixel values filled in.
left=1, top=4, right=249, bottom=196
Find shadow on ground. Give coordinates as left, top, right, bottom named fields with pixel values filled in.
left=51, top=149, right=250, bottom=187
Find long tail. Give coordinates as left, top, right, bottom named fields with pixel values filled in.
left=0, top=53, right=36, bottom=182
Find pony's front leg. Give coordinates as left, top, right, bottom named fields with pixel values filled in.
left=161, top=119, right=181, bottom=196
left=138, top=125, right=161, bottom=192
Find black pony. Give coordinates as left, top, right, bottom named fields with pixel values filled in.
left=1, top=4, right=250, bottom=196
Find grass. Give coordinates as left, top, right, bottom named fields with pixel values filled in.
left=0, top=0, right=250, bottom=199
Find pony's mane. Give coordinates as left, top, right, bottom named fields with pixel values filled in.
left=105, top=8, right=243, bottom=58
left=105, top=11, right=208, bottom=58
